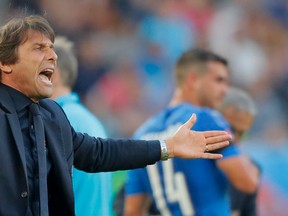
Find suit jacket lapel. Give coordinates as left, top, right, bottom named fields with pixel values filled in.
left=7, top=115, right=27, bottom=173
left=0, top=85, right=28, bottom=177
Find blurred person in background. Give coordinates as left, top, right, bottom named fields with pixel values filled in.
left=51, top=36, right=113, bottom=216
left=124, top=49, right=260, bottom=216
left=219, top=87, right=260, bottom=216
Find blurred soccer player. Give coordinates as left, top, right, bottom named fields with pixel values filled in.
left=124, top=49, right=260, bottom=216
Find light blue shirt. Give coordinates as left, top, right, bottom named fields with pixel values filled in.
left=55, top=93, right=113, bottom=216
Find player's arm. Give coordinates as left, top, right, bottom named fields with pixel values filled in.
left=217, top=154, right=260, bottom=193
left=124, top=193, right=151, bottom=216
left=124, top=168, right=152, bottom=216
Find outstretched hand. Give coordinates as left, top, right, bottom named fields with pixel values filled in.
left=165, top=114, right=232, bottom=160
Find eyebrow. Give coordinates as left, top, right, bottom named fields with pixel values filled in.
left=34, top=43, right=54, bottom=48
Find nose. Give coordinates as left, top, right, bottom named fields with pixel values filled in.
left=49, top=49, right=58, bottom=62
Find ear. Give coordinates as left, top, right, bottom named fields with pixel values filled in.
left=186, top=72, right=198, bottom=89
left=0, top=62, right=12, bottom=73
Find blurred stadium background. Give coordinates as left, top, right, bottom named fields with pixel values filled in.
left=1, top=0, right=288, bottom=215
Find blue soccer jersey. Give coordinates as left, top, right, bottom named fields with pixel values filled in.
left=125, top=103, right=240, bottom=216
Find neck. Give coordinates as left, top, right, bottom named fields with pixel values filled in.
left=51, top=86, right=71, bottom=99
left=169, top=88, right=199, bottom=107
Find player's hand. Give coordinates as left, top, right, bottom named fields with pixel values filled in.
left=165, top=114, right=232, bottom=159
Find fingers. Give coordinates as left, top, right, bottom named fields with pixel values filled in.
left=206, top=141, right=230, bottom=151
left=205, top=134, right=232, bottom=144
left=201, top=153, right=223, bottom=160
left=202, top=130, right=230, bottom=138
left=183, top=113, right=197, bottom=129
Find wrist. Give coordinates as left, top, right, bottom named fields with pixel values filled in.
left=159, top=139, right=174, bottom=160
left=159, top=140, right=169, bottom=161
left=165, top=138, right=174, bottom=158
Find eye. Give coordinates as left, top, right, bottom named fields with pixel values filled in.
left=34, top=46, right=42, bottom=50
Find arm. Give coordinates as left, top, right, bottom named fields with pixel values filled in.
left=217, top=154, right=260, bottom=193
left=124, top=168, right=153, bottom=216
left=124, top=194, right=151, bottom=216
left=72, top=114, right=231, bottom=172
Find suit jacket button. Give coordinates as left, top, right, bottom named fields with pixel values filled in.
left=21, top=191, right=28, bottom=198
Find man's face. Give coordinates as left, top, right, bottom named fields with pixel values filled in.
left=197, top=62, right=229, bottom=109
left=222, top=106, right=254, bottom=143
left=2, top=30, right=57, bottom=102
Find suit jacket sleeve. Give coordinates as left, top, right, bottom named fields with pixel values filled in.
left=73, top=133, right=161, bottom=172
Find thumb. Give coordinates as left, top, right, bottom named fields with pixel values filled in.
left=183, top=113, right=197, bottom=130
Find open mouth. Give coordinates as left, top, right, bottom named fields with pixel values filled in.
left=39, top=69, right=53, bottom=83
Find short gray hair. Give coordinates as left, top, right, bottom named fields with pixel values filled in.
left=220, top=87, right=257, bottom=116
left=54, top=36, right=78, bottom=88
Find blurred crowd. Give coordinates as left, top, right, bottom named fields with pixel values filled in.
left=1, top=0, right=288, bottom=215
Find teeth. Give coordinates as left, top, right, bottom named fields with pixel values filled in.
left=41, top=69, right=54, bottom=73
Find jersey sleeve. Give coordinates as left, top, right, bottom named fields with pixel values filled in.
left=197, top=109, right=240, bottom=158
left=125, top=168, right=149, bottom=195
left=221, top=144, right=241, bottom=158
